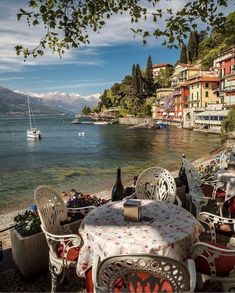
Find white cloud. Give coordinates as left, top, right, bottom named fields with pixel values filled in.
left=0, top=0, right=234, bottom=73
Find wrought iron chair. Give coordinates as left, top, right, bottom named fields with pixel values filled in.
left=193, top=242, right=235, bottom=292
left=193, top=211, right=235, bottom=291
left=182, top=157, right=224, bottom=217
left=34, top=185, right=95, bottom=292
left=93, top=254, right=196, bottom=293
left=198, top=211, right=235, bottom=243
left=129, top=166, right=181, bottom=205
left=220, top=148, right=234, bottom=169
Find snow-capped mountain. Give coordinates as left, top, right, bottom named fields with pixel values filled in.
left=15, top=90, right=100, bottom=113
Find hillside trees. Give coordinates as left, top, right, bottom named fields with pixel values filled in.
left=188, top=31, right=199, bottom=63
left=197, top=11, right=235, bottom=69
left=144, top=55, right=155, bottom=96
left=16, top=0, right=230, bottom=59
left=179, top=44, right=187, bottom=64
left=155, top=66, right=173, bottom=88
left=81, top=105, right=91, bottom=115
left=221, top=109, right=235, bottom=136
left=96, top=55, right=157, bottom=116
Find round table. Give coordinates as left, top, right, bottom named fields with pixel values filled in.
left=76, top=199, right=203, bottom=276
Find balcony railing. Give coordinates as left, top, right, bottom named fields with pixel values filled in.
left=224, top=85, right=235, bottom=92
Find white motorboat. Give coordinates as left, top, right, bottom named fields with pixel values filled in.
left=94, top=121, right=109, bottom=125
left=27, top=96, right=42, bottom=139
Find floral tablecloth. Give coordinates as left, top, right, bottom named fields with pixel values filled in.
left=76, top=200, right=203, bottom=276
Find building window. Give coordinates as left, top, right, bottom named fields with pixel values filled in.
left=191, top=93, right=193, bottom=99
left=197, top=83, right=199, bottom=88
left=205, top=82, right=209, bottom=88
left=196, top=92, right=199, bottom=99
left=197, top=103, right=199, bottom=107
left=205, top=91, right=209, bottom=98
left=192, top=85, right=193, bottom=90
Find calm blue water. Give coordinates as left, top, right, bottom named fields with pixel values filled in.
left=0, top=115, right=222, bottom=212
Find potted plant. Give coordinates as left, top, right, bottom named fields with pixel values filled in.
left=10, top=193, right=108, bottom=278
left=10, top=209, right=49, bottom=279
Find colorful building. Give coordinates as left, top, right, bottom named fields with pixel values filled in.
left=171, top=64, right=201, bottom=88
left=152, top=63, right=173, bottom=80
left=152, top=88, right=173, bottom=120
left=186, top=72, right=220, bottom=108
left=213, top=46, right=235, bottom=106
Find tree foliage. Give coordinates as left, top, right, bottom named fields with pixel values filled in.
left=96, top=55, right=158, bottom=116
left=198, top=11, right=235, bottom=69
left=81, top=105, right=91, bottom=115
left=155, top=66, right=173, bottom=88
left=188, top=31, right=199, bottom=63
left=179, top=44, right=187, bottom=64
left=221, top=109, right=235, bottom=135
left=144, top=55, right=155, bottom=96
left=15, top=0, right=229, bottom=59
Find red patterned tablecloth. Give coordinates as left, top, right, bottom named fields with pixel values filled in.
left=76, top=200, right=203, bottom=276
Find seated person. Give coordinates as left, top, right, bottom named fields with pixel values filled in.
left=217, top=197, right=235, bottom=234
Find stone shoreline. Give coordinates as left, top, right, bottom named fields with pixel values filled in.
left=0, top=142, right=226, bottom=251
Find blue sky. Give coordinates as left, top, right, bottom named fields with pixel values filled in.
left=0, top=1, right=233, bottom=96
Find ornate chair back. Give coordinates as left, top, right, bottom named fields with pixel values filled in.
left=34, top=185, right=68, bottom=234
left=34, top=185, right=82, bottom=292
left=182, top=158, right=204, bottom=198
left=220, top=149, right=233, bottom=169
left=94, top=254, right=190, bottom=293
left=135, top=167, right=177, bottom=203
left=193, top=242, right=235, bottom=292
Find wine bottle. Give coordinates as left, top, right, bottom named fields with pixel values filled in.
left=111, top=167, right=124, bottom=201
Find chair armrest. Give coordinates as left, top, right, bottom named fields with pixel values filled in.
left=194, top=241, right=235, bottom=254
left=187, top=259, right=196, bottom=292
left=124, top=192, right=136, bottom=200
left=198, top=211, right=235, bottom=226
left=175, top=195, right=182, bottom=206
left=197, top=212, right=235, bottom=242
left=41, top=225, right=82, bottom=246
left=67, top=205, right=96, bottom=214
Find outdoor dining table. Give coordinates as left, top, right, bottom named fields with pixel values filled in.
left=76, top=199, right=203, bottom=282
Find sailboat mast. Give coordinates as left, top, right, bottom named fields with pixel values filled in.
left=27, top=96, right=32, bottom=130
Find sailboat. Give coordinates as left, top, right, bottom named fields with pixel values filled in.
left=27, top=96, right=42, bottom=139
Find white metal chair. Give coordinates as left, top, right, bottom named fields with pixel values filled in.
left=182, top=157, right=224, bottom=217
left=193, top=242, right=235, bottom=292
left=193, top=211, right=235, bottom=291
left=130, top=166, right=181, bottom=205
left=34, top=185, right=94, bottom=292
left=220, top=148, right=234, bottom=169
left=198, top=211, right=235, bottom=243
left=93, top=254, right=196, bottom=293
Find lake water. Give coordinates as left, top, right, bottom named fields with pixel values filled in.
left=0, top=115, right=222, bottom=213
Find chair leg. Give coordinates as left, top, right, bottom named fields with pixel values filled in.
left=49, top=262, right=58, bottom=292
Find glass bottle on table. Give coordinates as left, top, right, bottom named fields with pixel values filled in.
left=111, top=167, right=124, bottom=201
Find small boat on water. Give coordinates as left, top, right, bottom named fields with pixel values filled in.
left=79, top=132, right=85, bottom=136
left=94, top=121, right=109, bottom=125
left=155, top=121, right=169, bottom=129
left=27, top=96, right=42, bottom=139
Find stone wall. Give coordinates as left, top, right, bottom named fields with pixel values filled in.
left=119, top=117, right=152, bottom=125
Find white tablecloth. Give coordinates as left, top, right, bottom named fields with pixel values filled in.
left=76, top=200, right=203, bottom=276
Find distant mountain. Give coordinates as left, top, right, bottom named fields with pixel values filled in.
left=0, top=86, right=62, bottom=116
left=15, top=91, right=100, bottom=114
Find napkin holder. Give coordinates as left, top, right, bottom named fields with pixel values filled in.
left=123, top=199, right=141, bottom=222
